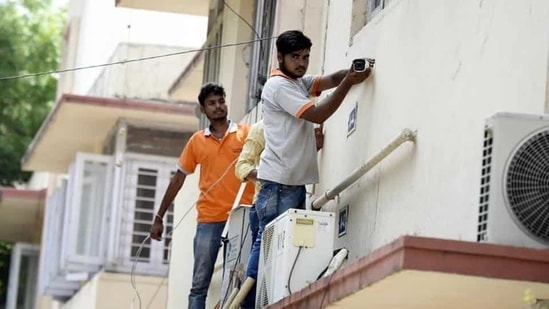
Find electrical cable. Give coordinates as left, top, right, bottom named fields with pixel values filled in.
left=220, top=220, right=250, bottom=307
left=318, top=271, right=335, bottom=309
left=222, top=0, right=260, bottom=39
left=130, top=157, right=241, bottom=309
left=0, top=37, right=275, bottom=81
left=287, top=246, right=303, bottom=295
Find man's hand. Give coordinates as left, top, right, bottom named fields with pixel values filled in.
left=315, top=125, right=324, bottom=151
left=345, top=58, right=374, bottom=85
left=150, top=216, right=164, bottom=241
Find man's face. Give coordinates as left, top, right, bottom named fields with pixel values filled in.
left=279, top=49, right=310, bottom=79
left=200, top=93, right=228, bottom=121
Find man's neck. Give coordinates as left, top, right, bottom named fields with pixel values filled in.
left=209, top=119, right=229, bottom=137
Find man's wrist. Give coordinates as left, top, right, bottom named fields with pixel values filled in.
left=155, top=213, right=163, bottom=221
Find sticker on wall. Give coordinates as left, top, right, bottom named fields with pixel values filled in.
left=338, top=205, right=349, bottom=237
left=347, top=102, right=358, bottom=136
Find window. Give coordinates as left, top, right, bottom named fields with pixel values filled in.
left=118, top=157, right=176, bottom=274
left=62, top=153, right=112, bottom=271
left=6, top=244, right=40, bottom=309
left=350, top=0, right=389, bottom=42
left=247, top=0, right=277, bottom=110
left=39, top=178, right=80, bottom=298
left=39, top=153, right=178, bottom=299
left=370, top=0, right=385, bottom=18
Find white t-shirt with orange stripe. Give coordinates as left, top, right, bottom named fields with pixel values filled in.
left=258, top=69, right=322, bottom=186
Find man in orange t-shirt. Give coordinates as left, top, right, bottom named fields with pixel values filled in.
left=150, top=83, right=254, bottom=309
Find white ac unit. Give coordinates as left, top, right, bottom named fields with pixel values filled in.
left=256, top=209, right=335, bottom=308
left=477, top=112, right=549, bottom=248
left=220, top=205, right=253, bottom=307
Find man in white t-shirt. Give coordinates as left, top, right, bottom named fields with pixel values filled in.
left=240, top=30, right=374, bottom=308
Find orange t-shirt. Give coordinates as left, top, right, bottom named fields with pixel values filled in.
left=178, top=121, right=255, bottom=222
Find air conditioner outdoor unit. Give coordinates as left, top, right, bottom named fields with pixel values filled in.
left=477, top=112, right=549, bottom=248
left=256, top=209, right=335, bottom=308
left=220, top=205, right=253, bottom=307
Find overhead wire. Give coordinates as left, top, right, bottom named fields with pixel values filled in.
left=0, top=36, right=275, bottom=81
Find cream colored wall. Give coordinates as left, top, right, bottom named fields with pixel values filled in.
left=315, top=0, right=549, bottom=260
left=67, top=0, right=206, bottom=95
left=218, top=0, right=256, bottom=122
left=166, top=170, right=227, bottom=308
left=273, top=0, right=326, bottom=75
left=36, top=295, right=62, bottom=309
left=167, top=170, right=227, bottom=309
left=61, top=272, right=167, bottom=309
left=87, top=44, right=198, bottom=100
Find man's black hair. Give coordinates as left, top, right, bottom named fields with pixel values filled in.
left=276, top=30, right=312, bottom=56
left=198, top=83, right=225, bottom=106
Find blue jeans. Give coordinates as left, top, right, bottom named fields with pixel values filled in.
left=249, top=205, right=259, bottom=247
left=241, top=180, right=306, bottom=309
left=188, top=222, right=226, bottom=309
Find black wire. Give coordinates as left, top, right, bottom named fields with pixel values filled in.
left=318, top=271, right=336, bottom=308
left=221, top=219, right=250, bottom=306
left=287, top=246, right=303, bottom=295
left=222, top=0, right=260, bottom=39
left=0, top=36, right=276, bottom=81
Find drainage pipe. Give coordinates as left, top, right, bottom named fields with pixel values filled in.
left=311, top=129, right=417, bottom=210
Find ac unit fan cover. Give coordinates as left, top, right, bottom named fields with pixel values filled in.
left=504, top=127, right=549, bottom=244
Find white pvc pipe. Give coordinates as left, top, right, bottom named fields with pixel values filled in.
left=311, top=129, right=416, bottom=210
left=228, top=277, right=255, bottom=309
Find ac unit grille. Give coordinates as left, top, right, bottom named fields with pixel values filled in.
left=262, top=225, right=274, bottom=262
left=505, top=129, right=549, bottom=243
left=477, top=129, right=493, bottom=242
left=259, top=277, right=269, bottom=307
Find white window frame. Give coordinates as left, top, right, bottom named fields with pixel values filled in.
left=39, top=178, right=79, bottom=298
left=61, top=152, right=113, bottom=272
left=108, top=153, right=177, bottom=275
left=6, top=243, right=40, bottom=309
left=247, top=0, right=277, bottom=111
left=369, top=0, right=385, bottom=20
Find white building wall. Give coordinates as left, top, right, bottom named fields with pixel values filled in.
left=87, top=43, right=198, bottom=100
left=66, top=0, right=206, bottom=96
left=61, top=272, right=167, bottom=309
left=315, top=0, right=549, bottom=260
left=217, top=0, right=255, bottom=122
left=167, top=0, right=549, bottom=306
left=36, top=1, right=208, bottom=308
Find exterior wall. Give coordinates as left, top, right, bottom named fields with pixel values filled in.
left=167, top=0, right=549, bottom=307
left=167, top=173, right=201, bottom=308
left=273, top=0, right=326, bottom=75
left=35, top=2, right=208, bottom=308
left=166, top=173, right=228, bottom=309
left=36, top=295, right=62, bottom=309
left=61, top=272, right=167, bottom=309
left=218, top=0, right=256, bottom=122
left=63, top=0, right=206, bottom=95
left=316, top=0, right=549, bottom=261
left=87, top=43, right=199, bottom=100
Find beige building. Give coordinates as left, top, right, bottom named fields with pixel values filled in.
left=118, top=0, right=549, bottom=308
left=2, top=0, right=208, bottom=308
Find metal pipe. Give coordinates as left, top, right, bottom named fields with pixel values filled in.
left=311, top=129, right=417, bottom=210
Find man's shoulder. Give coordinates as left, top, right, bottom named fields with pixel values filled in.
left=236, top=122, right=251, bottom=131
left=190, top=129, right=206, bottom=138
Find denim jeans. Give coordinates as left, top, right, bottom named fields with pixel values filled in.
left=188, top=221, right=226, bottom=309
left=249, top=205, right=259, bottom=247
left=241, top=180, right=306, bottom=309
